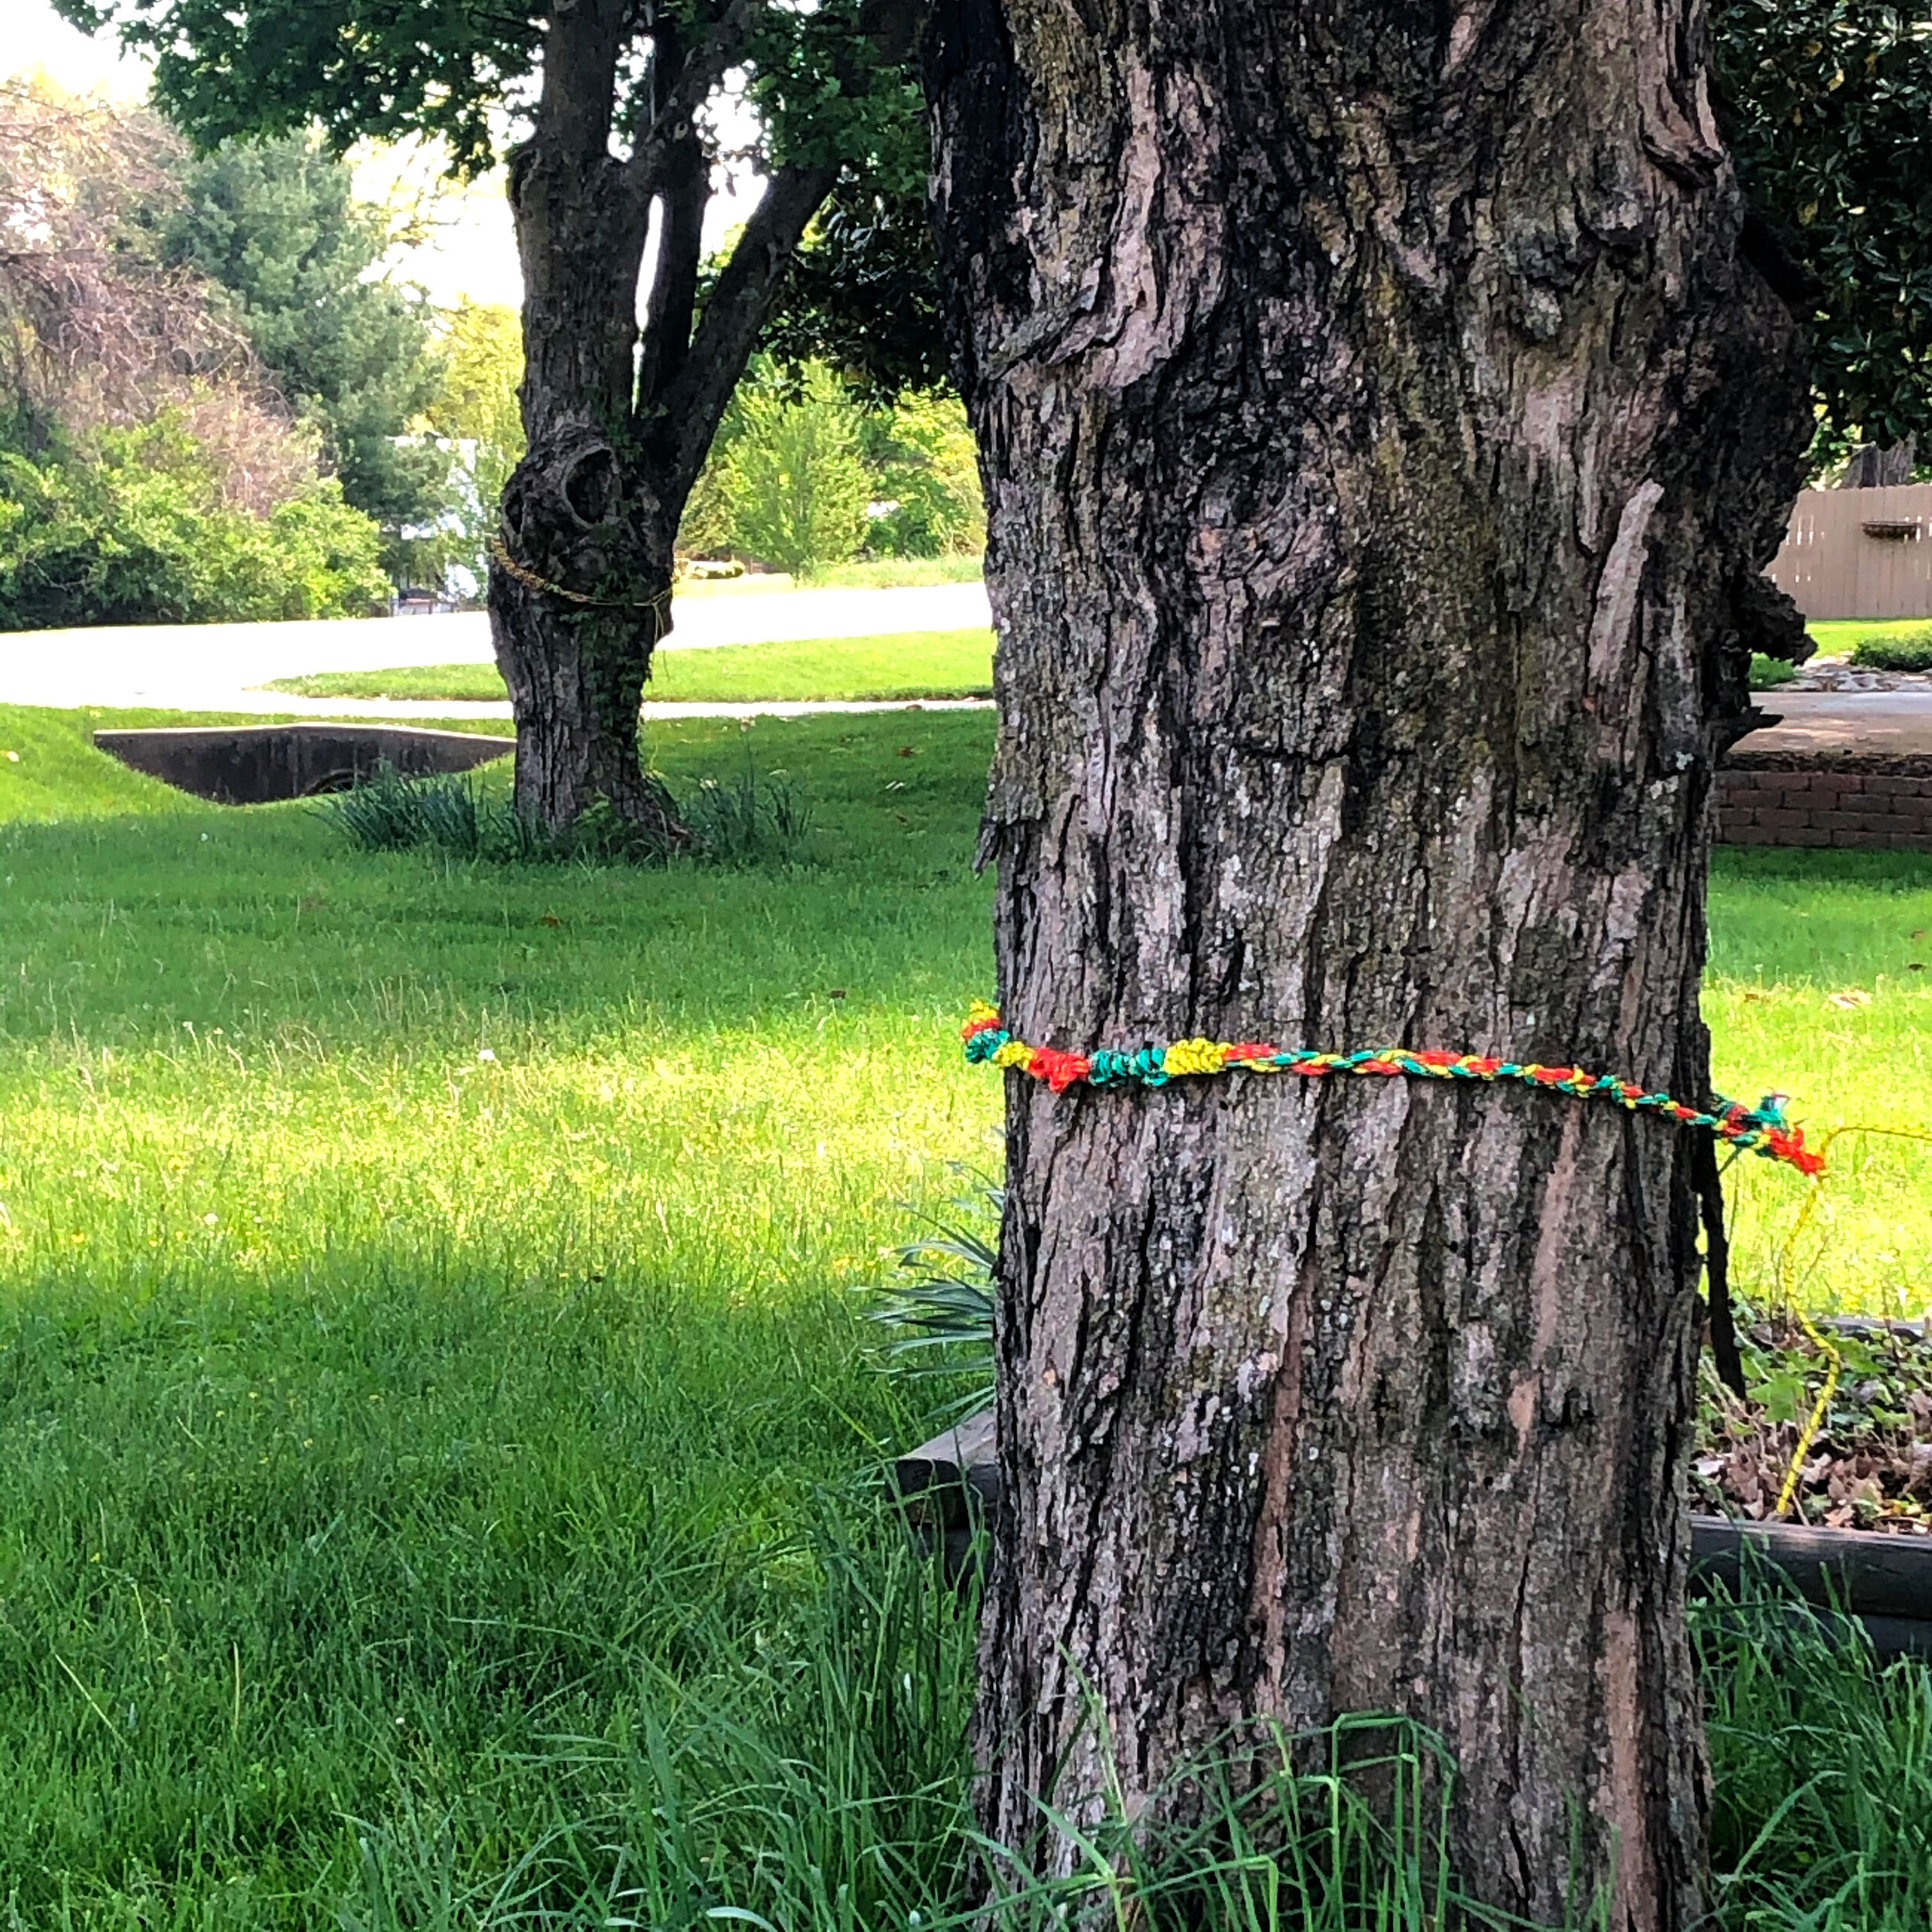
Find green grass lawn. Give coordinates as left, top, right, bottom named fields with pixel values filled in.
left=1706, top=852, right=1932, bottom=1315
left=1806, top=615, right=1932, bottom=657
left=675, top=556, right=984, bottom=594
left=1, top=701, right=1929, bottom=1926
left=0, top=703, right=998, bottom=1926
left=794, top=555, right=984, bottom=590
left=258, top=613, right=1927, bottom=706
left=266, top=628, right=997, bottom=706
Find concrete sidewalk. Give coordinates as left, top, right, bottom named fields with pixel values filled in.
left=0, top=580, right=992, bottom=712
left=1741, top=689, right=1932, bottom=760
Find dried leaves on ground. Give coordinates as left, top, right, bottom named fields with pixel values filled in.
left=1697, top=1312, right=1932, bottom=1532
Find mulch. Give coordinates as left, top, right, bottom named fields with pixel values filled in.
left=1698, top=1315, right=1932, bottom=1534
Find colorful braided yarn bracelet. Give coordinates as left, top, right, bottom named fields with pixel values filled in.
left=961, top=1002, right=1825, bottom=1176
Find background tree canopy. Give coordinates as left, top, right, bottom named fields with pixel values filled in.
left=757, top=189, right=950, bottom=406
left=165, top=133, right=451, bottom=557
left=0, top=79, right=391, bottom=627
left=1716, top=0, right=1932, bottom=456
left=414, top=300, right=525, bottom=594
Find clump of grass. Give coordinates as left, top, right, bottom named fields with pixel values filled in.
left=678, top=749, right=815, bottom=863
left=320, top=760, right=498, bottom=856
left=865, top=1174, right=998, bottom=1417
left=1750, top=651, right=1800, bottom=689
left=975, top=1713, right=1586, bottom=1931
left=1698, top=1573, right=1932, bottom=1927
left=320, top=756, right=810, bottom=866
left=1849, top=625, right=1932, bottom=672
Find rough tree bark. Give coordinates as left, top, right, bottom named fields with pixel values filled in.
left=924, top=0, right=1811, bottom=1923
left=492, top=0, right=832, bottom=836
left=1837, top=440, right=1916, bottom=488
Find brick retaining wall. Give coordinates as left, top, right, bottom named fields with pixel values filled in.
left=1716, top=763, right=1932, bottom=850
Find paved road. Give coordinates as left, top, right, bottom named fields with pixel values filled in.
left=13, top=602, right=1929, bottom=753
left=0, top=580, right=992, bottom=712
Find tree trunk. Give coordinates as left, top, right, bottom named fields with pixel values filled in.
left=1838, top=439, right=1916, bottom=488
left=492, top=423, right=681, bottom=840
left=924, top=0, right=1811, bottom=1924
left=484, top=0, right=833, bottom=841
left=490, top=2, right=681, bottom=842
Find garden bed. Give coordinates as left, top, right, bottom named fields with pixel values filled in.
left=900, top=1315, right=1932, bottom=1655
left=1698, top=1313, right=1932, bottom=1532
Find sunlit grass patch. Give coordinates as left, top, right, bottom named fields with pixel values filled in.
left=264, top=626, right=998, bottom=705
left=0, top=706, right=1000, bottom=1919
left=1706, top=848, right=1932, bottom=1316
left=1806, top=615, right=1932, bottom=659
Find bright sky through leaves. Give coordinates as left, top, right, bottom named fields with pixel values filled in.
left=5, top=0, right=765, bottom=315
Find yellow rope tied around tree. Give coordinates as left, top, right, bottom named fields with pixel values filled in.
left=488, top=530, right=674, bottom=639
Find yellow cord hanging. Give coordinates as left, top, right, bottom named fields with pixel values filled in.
left=1773, top=1124, right=1932, bottom=1519
left=488, top=530, right=674, bottom=634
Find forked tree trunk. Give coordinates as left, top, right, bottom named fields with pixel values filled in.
left=492, top=4, right=682, bottom=842
left=925, top=0, right=1811, bottom=1923
left=485, top=0, right=834, bottom=840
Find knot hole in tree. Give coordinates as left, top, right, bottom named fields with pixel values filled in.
left=563, top=444, right=618, bottom=528
left=500, top=423, right=672, bottom=604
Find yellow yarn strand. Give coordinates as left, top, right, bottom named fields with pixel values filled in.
left=1162, top=1039, right=1230, bottom=1077
left=1773, top=1122, right=1932, bottom=1519
left=488, top=531, right=674, bottom=632
left=960, top=1002, right=1925, bottom=1522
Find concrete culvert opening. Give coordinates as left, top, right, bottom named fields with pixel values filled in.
left=93, top=725, right=512, bottom=805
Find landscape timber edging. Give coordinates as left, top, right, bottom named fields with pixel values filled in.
left=893, top=1410, right=1932, bottom=1658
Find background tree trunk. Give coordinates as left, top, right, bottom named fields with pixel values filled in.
left=1837, top=439, right=1917, bottom=488
left=485, top=0, right=833, bottom=840
left=925, top=0, right=1811, bottom=1923
left=491, top=437, right=679, bottom=842
left=491, top=0, right=679, bottom=841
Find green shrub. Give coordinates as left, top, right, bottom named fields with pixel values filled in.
left=0, top=415, right=388, bottom=628
left=678, top=365, right=986, bottom=573
left=717, top=369, right=872, bottom=580
left=859, top=389, right=985, bottom=559
left=262, top=481, right=396, bottom=617
left=1749, top=652, right=1799, bottom=689
left=1849, top=626, right=1932, bottom=672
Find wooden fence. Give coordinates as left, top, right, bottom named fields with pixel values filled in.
left=1765, top=483, right=1932, bottom=621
